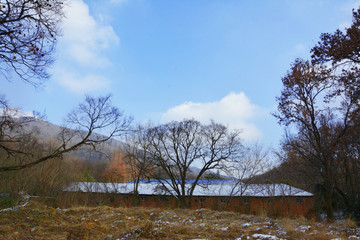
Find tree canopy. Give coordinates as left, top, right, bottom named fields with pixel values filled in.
left=129, top=119, right=243, bottom=208
left=0, top=0, right=64, bottom=86
left=275, top=7, right=360, bottom=220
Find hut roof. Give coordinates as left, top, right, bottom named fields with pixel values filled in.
left=65, top=180, right=313, bottom=197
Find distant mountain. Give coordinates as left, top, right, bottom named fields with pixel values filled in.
left=20, top=119, right=126, bottom=162
left=23, top=119, right=63, bottom=140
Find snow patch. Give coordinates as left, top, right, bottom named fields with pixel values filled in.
left=0, top=201, right=28, bottom=212
left=252, top=233, right=278, bottom=239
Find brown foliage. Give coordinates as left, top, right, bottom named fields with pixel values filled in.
left=102, top=150, right=131, bottom=183
left=275, top=7, right=360, bottom=220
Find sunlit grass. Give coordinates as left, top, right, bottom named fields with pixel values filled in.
left=0, top=201, right=358, bottom=239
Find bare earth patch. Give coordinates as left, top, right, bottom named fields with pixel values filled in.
left=0, top=201, right=359, bottom=239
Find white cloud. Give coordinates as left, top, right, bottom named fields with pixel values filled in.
left=161, top=92, right=263, bottom=141
left=54, top=0, right=119, bottom=93
left=60, top=0, right=119, bottom=67
left=54, top=69, right=110, bottom=94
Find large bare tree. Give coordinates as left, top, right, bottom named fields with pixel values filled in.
left=274, top=57, right=360, bottom=219
left=142, top=119, right=242, bottom=208
left=273, top=7, right=360, bottom=220
left=274, top=59, right=345, bottom=219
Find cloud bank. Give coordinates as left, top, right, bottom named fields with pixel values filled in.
left=53, top=68, right=110, bottom=93
left=161, top=92, right=263, bottom=141
left=54, top=0, right=119, bottom=93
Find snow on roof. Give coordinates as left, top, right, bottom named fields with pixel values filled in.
left=65, top=180, right=313, bottom=197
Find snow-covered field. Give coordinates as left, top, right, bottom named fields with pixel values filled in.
left=0, top=201, right=359, bottom=239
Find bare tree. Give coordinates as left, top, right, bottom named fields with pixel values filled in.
left=222, top=143, right=269, bottom=198
left=0, top=0, right=64, bottom=85
left=0, top=94, right=132, bottom=172
left=123, top=124, right=154, bottom=201
left=0, top=95, right=41, bottom=160
left=144, top=119, right=242, bottom=208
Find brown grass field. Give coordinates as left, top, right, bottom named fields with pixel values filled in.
left=0, top=201, right=359, bottom=239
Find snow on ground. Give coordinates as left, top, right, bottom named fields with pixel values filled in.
left=252, top=234, right=278, bottom=239
left=0, top=201, right=28, bottom=212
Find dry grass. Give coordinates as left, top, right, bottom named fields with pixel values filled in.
left=0, top=201, right=359, bottom=239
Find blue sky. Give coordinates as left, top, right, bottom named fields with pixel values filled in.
left=3, top=0, right=359, bottom=149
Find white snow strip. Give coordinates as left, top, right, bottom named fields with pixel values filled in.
left=0, top=201, right=28, bottom=212
left=252, top=233, right=278, bottom=239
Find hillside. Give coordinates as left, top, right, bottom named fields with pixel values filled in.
left=250, top=160, right=319, bottom=195
left=20, top=119, right=127, bottom=162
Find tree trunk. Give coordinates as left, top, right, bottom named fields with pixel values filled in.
left=324, top=173, right=334, bottom=220
left=178, top=196, right=188, bottom=209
